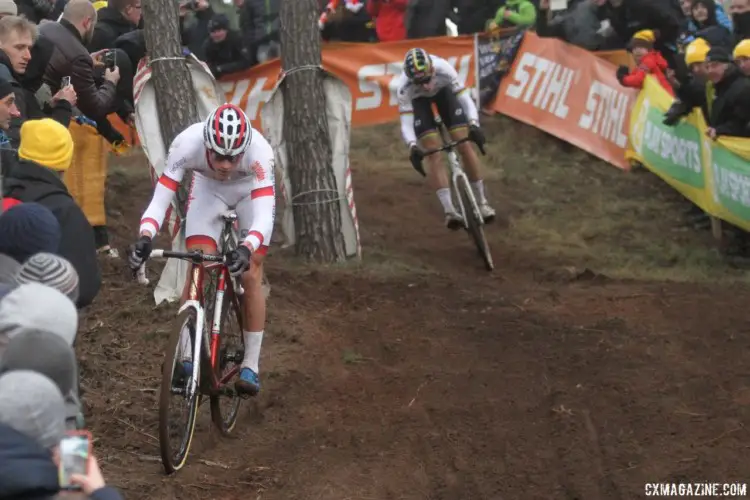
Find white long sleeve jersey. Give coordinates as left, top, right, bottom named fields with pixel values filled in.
left=139, top=122, right=276, bottom=253
left=395, top=55, right=479, bottom=146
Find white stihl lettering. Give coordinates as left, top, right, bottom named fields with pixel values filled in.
left=356, top=63, right=401, bottom=111
left=578, top=80, right=629, bottom=147
left=222, top=78, right=274, bottom=121
left=504, top=52, right=574, bottom=119
left=355, top=55, right=472, bottom=111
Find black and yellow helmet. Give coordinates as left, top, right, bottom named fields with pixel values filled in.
left=404, top=48, right=433, bottom=84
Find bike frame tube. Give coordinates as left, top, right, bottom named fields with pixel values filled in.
left=209, top=267, right=227, bottom=376
left=179, top=262, right=206, bottom=400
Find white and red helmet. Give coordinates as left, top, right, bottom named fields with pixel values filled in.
left=203, top=103, right=251, bottom=157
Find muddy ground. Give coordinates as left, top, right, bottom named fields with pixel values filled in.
left=79, top=117, right=750, bottom=499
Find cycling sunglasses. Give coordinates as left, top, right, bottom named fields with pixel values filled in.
left=410, top=71, right=432, bottom=85
left=210, top=151, right=241, bottom=162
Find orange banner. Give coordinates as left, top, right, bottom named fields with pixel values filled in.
left=221, top=35, right=476, bottom=129
left=491, top=32, right=637, bottom=169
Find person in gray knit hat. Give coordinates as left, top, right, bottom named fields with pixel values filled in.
left=0, top=370, right=66, bottom=449
left=0, top=283, right=78, bottom=356
left=0, top=329, right=84, bottom=430
left=14, top=252, right=80, bottom=303
left=0, top=0, right=17, bottom=17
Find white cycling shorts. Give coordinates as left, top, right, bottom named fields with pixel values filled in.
left=184, top=172, right=268, bottom=255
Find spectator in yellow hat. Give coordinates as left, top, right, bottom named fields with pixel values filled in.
left=733, top=39, right=750, bottom=76
left=2, top=119, right=101, bottom=309
left=663, top=38, right=711, bottom=126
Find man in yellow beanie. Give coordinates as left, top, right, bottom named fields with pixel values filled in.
left=663, top=38, right=713, bottom=126
left=1, top=119, right=101, bottom=308
left=734, top=39, right=750, bottom=76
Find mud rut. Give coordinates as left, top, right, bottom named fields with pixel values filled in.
left=78, top=143, right=750, bottom=500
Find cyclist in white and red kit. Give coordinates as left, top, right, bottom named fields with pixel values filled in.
left=128, top=103, right=274, bottom=396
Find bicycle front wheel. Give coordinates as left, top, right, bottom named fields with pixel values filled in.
left=457, top=175, right=494, bottom=271
left=159, top=308, right=201, bottom=474
left=210, top=282, right=245, bottom=436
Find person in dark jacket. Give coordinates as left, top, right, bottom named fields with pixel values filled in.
left=730, top=0, right=750, bottom=39
left=704, top=46, right=750, bottom=139
left=241, top=0, right=281, bottom=63
left=88, top=0, right=142, bottom=52
left=2, top=119, right=101, bottom=309
left=15, top=0, right=56, bottom=23
left=0, top=16, right=76, bottom=151
left=203, top=14, right=253, bottom=78
left=406, top=0, right=452, bottom=38
left=0, top=77, right=19, bottom=180
left=536, top=0, right=605, bottom=50
left=182, top=0, right=214, bottom=61
left=688, top=0, right=734, bottom=48
left=40, top=0, right=120, bottom=125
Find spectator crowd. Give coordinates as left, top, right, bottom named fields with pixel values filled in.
left=0, top=0, right=747, bottom=497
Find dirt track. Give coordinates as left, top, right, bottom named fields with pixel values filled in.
left=80, top=118, right=750, bottom=499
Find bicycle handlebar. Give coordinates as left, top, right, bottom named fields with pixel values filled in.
left=149, top=249, right=225, bottom=263
left=422, top=136, right=486, bottom=157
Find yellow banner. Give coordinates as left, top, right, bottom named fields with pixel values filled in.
left=627, top=76, right=750, bottom=231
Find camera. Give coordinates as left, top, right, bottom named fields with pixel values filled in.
left=103, top=50, right=116, bottom=70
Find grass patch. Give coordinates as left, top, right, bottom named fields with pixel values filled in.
left=478, top=116, right=746, bottom=283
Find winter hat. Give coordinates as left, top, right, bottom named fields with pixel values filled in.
left=0, top=0, right=17, bottom=16
left=208, top=13, right=229, bottom=31
left=0, top=283, right=78, bottom=356
left=629, top=30, right=656, bottom=50
left=0, top=329, right=77, bottom=396
left=0, top=254, right=20, bottom=285
left=14, top=252, right=80, bottom=303
left=18, top=119, right=75, bottom=172
left=0, top=77, right=13, bottom=100
left=0, top=203, right=61, bottom=263
left=0, top=370, right=66, bottom=449
left=734, top=39, right=750, bottom=60
left=685, top=38, right=711, bottom=66
left=706, top=45, right=732, bottom=63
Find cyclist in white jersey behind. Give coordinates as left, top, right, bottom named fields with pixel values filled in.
left=396, top=48, right=496, bottom=229
left=128, top=103, right=274, bottom=397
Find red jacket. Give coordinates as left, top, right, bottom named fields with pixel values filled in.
left=366, top=0, right=407, bottom=42
left=621, top=51, right=675, bottom=96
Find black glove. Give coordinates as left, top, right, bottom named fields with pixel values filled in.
left=663, top=101, right=687, bottom=126
left=616, top=65, right=629, bottom=84
left=468, top=122, right=486, bottom=150
left=409, top=144, right=425, bottom=177
left=226, top=245, right=251, bottom=277
left=128, top=235, right=152, bottom=270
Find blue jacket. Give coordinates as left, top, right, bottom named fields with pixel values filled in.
left=0, top=423, right=59, bottom=499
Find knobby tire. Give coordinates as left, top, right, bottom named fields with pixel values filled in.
left=158, top=308, right=201, bottom=474
left=457, top=175, right=494, bottom=271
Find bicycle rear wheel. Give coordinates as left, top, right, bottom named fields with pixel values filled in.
left=210, top=283, right=245, bottom=435
left=456, top=175, right=494, bottom=271
left=159, top=308, right=201, bottom=474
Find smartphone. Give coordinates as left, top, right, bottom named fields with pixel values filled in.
left=58, top=430, right=92, bottom=490
left=61, top=76, right=71, bottom=88
left=104, top=50, right=116, bottom=70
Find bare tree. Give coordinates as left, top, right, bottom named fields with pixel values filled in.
left=142, top=0, right=199, bottom=217
left=279, top=0, right=347, bottom=262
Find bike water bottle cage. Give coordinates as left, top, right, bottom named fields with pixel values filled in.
left=404, top=48, right=433, bottom=84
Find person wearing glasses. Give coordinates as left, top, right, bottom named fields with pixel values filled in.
left=128, top=103, right=274, bottom=397
left=396, top=48, right=495, bottom=230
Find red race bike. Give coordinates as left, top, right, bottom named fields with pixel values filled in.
left=143, top=210, right=246, bottom=474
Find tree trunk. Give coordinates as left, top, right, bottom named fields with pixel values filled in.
left=142, top=1, right=199, bottom=218
left=280, top=0, right=347, bottom=262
